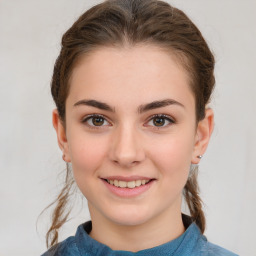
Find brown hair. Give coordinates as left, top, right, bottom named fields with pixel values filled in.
left=46, top=0, right=215, bottom=248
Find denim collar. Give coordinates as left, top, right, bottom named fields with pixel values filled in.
left=74, top=215, right=204, bottom=255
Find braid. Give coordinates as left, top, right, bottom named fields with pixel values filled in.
left=45, top=164, right=75, bottom=248
left=183, top=165, right=206, bottom=233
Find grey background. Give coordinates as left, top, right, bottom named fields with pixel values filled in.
left=0, top=0, right=255, bottom=255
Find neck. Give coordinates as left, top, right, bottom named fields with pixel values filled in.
left=88, top=201, right=185, bottom=252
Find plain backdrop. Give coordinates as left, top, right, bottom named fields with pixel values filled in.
left=0, top=0, right=256, bottom=255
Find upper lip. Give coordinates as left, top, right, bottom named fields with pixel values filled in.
left=101, top=176, right=155, bottom=182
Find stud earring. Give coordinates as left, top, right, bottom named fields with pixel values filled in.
left=197, top=155, right=203, bottom=159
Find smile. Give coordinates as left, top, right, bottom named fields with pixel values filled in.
left=101, top=176, right=155, bottom=197
left=106, top=179, right=151, bottom=188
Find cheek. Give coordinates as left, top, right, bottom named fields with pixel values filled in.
left=148, top=131, right=195, bottom=181
left=152, top=139, right=192, bottom=198
left=68, top=132, right=109, bottom=177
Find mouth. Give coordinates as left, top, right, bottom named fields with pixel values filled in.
left=100, top=176, right=156, bottom=197
left=103, top=179, right=152, bottom=189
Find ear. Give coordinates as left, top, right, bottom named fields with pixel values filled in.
left=192, top=108, right=214, bottom=164
left=52, top=109, right=71, bottom=162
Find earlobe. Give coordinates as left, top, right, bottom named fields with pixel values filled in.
left=192, top=108, right=214, bottom=164
left=52, top=109, right=71, bottom=162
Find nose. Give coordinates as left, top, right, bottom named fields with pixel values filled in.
left=109, top=124, right=145, bottom=168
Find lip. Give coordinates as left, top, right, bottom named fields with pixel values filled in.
left=101, top=177, right=156, bottom=198
left=101, top=175, right=154, bottom=182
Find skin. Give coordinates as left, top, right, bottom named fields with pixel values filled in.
left=52, top=44, right=214, bottom=252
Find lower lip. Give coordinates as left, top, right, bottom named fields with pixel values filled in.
left=102, top=179, right=155, bottom=198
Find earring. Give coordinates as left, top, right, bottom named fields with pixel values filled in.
left=62, top=154, right=66, bottom=162
left=197, top=155, right=203, bottom=159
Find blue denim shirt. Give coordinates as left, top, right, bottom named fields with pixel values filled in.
left=41, top=220, right=238, bottom=256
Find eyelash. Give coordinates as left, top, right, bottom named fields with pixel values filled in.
left=81, top=114, right=175, bottom=130
left=146, top=114, right=175, bottom=129
left=81, top=114, right=110, bottom=130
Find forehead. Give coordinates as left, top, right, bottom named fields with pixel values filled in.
left=67, top=45, right=195, bottom=111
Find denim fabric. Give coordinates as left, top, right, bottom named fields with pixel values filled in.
left=41, top=221, right=238, bottom=256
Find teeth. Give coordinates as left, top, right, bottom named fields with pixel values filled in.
left=107, top=179, right=150, bottom=188
left=128, top=181, right=135, bottom=188
left=119, top=181, right=126, bottom=188
left=135, top=180, right=142, bottom=186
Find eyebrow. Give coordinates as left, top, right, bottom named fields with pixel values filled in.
left=73, top=99, right=184, bottom=113
left=74, top=99, right=114, bottom=112
left=138, top=99, right=185, bottom=113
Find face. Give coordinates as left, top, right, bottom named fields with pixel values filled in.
left=54, top=45, right=212, bottom=227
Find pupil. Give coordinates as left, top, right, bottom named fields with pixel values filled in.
left=154, top=117, right=165, bottom=126
left=93, top=117, right=104, bottom=126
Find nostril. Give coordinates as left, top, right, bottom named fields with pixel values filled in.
left=112, top=159, right=140, bottom=168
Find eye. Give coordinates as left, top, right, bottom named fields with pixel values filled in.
left=146, top=114, right=175, bottom=128
left=82, top=114, right=111, bottom=129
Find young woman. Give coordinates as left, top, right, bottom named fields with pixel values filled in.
left=42, top=0, right=237, bottom=255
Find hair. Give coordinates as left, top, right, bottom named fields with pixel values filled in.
left=46, top=0, right=215, bottom=248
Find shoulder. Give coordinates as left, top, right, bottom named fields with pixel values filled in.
left=41, top=221, right=92, bottom=256
left=205, top=242, right=238, bottom=256
left=171, top=220, right=238, bottom=256
left=198, top=235, right=238, bottom=256
left=181, top=219, right=238, bottom=256
left=41, top=236, right=80, bottom=256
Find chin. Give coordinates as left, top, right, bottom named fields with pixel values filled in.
left=111, top=216, right=149, bottom=227
left=105, top=207, right=154, bottom=227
